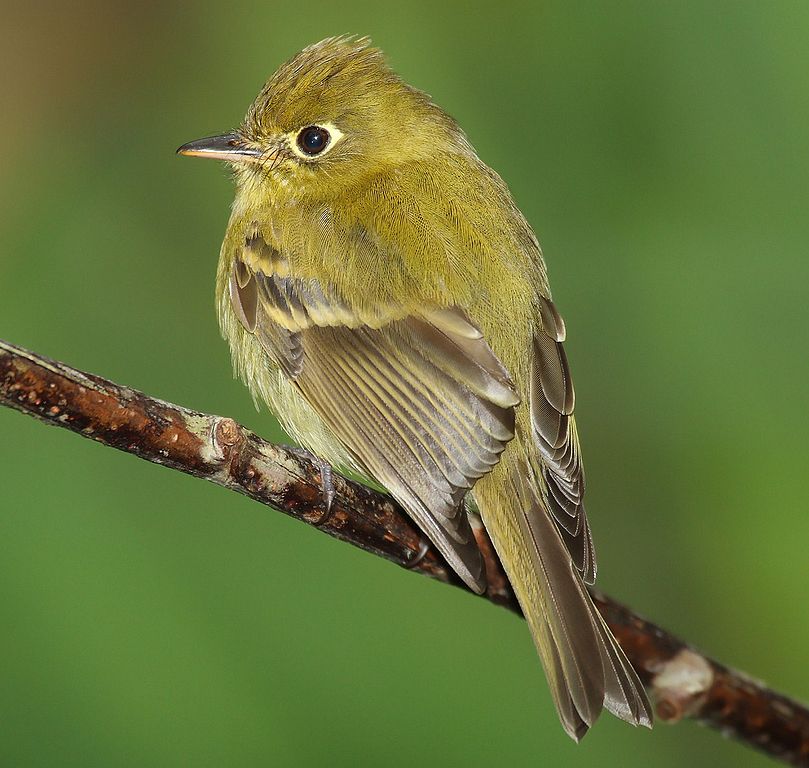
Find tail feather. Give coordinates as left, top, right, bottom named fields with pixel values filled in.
left=543, top=620, right=590, bottom=741
left=475, top=458, right=652, bottom=739
left=595, top=611, right=653, bottom=726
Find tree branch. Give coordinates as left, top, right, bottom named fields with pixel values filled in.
left=2, top=338, right=808, bottom=766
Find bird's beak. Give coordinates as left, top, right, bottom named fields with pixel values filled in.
left=176, top=132, right=262, bottom=163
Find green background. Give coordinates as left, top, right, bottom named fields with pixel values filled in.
left=2, top=2, right=808, bottom=766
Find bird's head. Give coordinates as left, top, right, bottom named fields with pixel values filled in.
left=178, top=36, right=458, bottom=204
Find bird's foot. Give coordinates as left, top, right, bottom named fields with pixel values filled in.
left=403, top=538, right=431, bottom=570
left=312, top=458, right=336, bottom=525
left=287, top=446, right=336, bottom=526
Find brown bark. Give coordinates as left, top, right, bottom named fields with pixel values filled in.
left=2, top=338, right=808, bottom=766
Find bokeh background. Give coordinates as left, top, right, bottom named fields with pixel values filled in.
left=2, top=2, right=808, bottom=766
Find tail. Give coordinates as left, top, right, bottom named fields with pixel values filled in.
left=474, top=457, right=653, bottom=740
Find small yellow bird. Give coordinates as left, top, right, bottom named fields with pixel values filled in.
left=178, top=36, right=652, bottom=740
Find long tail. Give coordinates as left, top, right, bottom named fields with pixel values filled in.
left=474, top=456, right=652, bottom=740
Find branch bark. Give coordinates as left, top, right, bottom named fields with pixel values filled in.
left=2, top=338, right=808, bottom=766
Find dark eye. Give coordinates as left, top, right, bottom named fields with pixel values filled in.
left=297, top=125, right=330, bottom=156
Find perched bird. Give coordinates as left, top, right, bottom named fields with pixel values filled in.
left=178, top=36, right=652, bottom=740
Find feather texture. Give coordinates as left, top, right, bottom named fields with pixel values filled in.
left=530, top=296, right=595, bottom=583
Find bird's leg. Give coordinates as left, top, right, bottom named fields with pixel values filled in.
left=286, top=446, right=336, bottom=525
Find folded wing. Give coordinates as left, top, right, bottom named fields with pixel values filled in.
left=229, top=235, right=519, bottom=592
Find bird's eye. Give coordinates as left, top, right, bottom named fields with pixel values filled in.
left=296, top=126, right=330, bottom=156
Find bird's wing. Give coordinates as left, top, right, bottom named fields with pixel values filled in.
left=529, top=295, right=596, bottom=584
left=229, top=236, right=519, bottom=593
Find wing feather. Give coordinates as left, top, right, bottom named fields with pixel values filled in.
left=531, top=296, right=595, bottom=583
left=227, top=234, right=519, bottom=593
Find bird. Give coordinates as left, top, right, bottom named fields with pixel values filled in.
left=177, top=35, right=652, bottom=740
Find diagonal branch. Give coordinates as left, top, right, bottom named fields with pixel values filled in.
left=2, top=338, right=808, bottom=766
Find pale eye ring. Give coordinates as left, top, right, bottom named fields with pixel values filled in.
left=296, top=125, right=330, bottom=156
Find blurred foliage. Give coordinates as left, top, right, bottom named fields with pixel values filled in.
left=2, top=2, right=808, bottom=766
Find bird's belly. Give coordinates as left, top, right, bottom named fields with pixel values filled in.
left=227, top=318, right=358, bottom=474
left=264, top=368, right=358, bottom=472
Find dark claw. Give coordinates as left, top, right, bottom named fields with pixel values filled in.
left=404, top=538, right=431, bottom=570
